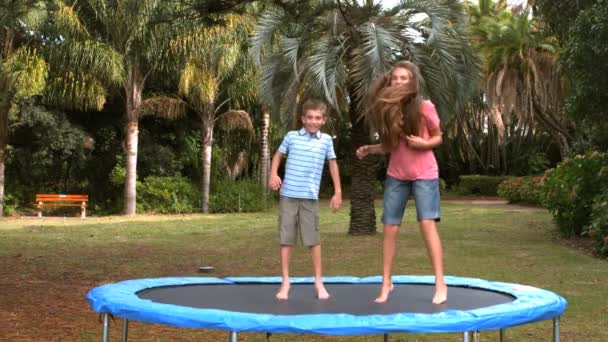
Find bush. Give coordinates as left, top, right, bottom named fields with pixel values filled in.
left=497, top=176, right=544, bottom=205
left=210, top=177, right=264, bottom=213
left=541, top=151, right=608, bottom=237
left=452, top=175, right=509, bottom=196
left=587, top=191, right=608, bottom=257
left=137, top=176, right=199, bottom=214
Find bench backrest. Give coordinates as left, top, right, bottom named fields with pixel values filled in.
left=36, top=194, right=89, bottom=202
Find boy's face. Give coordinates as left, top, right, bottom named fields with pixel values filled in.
left=301, top=109, right=326, bottom=135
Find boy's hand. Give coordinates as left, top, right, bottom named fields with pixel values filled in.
left=329, top=194, right=342, bottom=211
left=269, top=174, right=282, bottom=191
left=356, top=145, right=369, bottom=159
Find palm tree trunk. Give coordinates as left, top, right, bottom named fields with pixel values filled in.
left=123, top=68, right=144, bottom=215
left=260, top=107, right=270, bottom=208
left=348, top=102, right=378, bottom=235
left=200, top=104, right=214, bottom=213
left=0, top=95, right=11, bottom=217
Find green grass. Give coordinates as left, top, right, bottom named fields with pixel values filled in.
left=0, top=201, right=606, bottom=341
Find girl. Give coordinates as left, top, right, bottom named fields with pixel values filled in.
left=356, top=61, right=447, bottom=304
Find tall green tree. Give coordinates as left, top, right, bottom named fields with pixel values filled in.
left=48, top=0, right=191, bottom=215
left=0, top=0, right=48, bottom=217
left=173, top=13, right=256, bottom=213
left=536, top=0, right=608, bottom=150
left=250, top=0, right=479, bottom=234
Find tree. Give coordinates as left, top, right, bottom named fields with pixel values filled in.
left=250, top=0, right=479, bottom=234
left=0, top=0, right=48, bottom=217
left=536, top=0, right=608, bottom=150
left=48, top=0, right=194, bottom=215
left=174, top=13, right=257, bottom=213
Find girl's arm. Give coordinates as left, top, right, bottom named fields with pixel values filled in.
left=356, top=144, right=389, bottom=159
left=405, top=128, right=443, bottom=150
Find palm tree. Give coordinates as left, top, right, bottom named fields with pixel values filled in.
left=0, top=0, right=48, bottom=217
left=48, top=0, right=197, bottom=215
left=250, top=0, right=479, bottom=234
left=174, top=13, right=256, bottom=213
left=468, top=0, right=572, bottom=162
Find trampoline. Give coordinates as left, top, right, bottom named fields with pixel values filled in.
left=86, top=275, right=567, bottom=342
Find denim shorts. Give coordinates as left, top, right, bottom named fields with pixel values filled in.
left=382, top=176, right=441, bottom=225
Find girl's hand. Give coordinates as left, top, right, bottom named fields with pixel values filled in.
left=405, top=135, right=427, bottom=149
left=356, top=145, right=370, bottom=159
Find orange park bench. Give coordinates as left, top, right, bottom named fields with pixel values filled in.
left=35, top=194, right=89, bottom=218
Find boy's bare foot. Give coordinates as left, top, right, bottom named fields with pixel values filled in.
left=315, top=283, right=330, bottom=300
left=432, top=284, right=448, bottom=304
left=276, top=283, right=290, bottom=300
left=374, top=283, right=395, bottom=303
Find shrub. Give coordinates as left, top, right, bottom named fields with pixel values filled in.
left=137, top=176, right=199, bottom=214
left=541, top=151, right=608, bottom=237
left=453, top=175, right=509, bottom=196
left=497, top=176, right=544, bottom=205
left=587, top=191, right=608, bottom=257
left=210, top=177, right=264, bottom=213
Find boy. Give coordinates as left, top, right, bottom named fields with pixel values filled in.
left=269, top=99, right=342, bottom=300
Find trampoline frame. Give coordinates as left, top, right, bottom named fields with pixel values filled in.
left=87, top=275, right=567, bottom=341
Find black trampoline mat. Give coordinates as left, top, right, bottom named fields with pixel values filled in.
left=137, top=283, right=515, bottom=315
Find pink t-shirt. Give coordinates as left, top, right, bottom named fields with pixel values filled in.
left=387, top=100, right=440, bottom=181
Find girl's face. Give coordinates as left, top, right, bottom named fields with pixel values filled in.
left=390, top=67, right=413, bottom=87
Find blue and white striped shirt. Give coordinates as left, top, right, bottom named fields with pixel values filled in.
left=278, top=128, right=337, bottom=200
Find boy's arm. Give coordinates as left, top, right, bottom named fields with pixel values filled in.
left=269, top=151, right=283, bottom=191
left=328, top=159, right=342, bottom=210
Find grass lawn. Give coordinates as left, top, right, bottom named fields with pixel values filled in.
left=0, top=200, right=606, bottom=341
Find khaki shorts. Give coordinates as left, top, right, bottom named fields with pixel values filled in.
left=279, top=196, right=320, bottom=246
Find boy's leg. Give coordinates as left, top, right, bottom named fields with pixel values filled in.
left=419, top=219, right=447, bottom=304
left=277, top=196, right=298, bottom=300
left=309, top=244, right=330, bottom=299
left=276, top=245, right=292, bottom=300
left=375, top=224, right=399, bottom=303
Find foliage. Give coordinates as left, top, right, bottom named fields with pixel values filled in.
left=6, top=102, right=90, bottom=208
left=137, top=176, right=199, bottom=214
left=541, top=151, right=608, bottom=237
left=209, top=177, right=263, bottom=213
left=452, top=174, right=508, bottom=196
left=536, top=0, right=608, bottom=150
left=497, top=176, right=544, bottom=205
left=587, top=191, right=608, bottom=256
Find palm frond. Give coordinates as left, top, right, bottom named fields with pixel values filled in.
left=307, top=36, right=347, bottom=109
left=350, top=22, right=401, bottom=107
left=249, top=7, right=286, bottom=65
left=142, top=96, right=188, bottom=120
left=216, top=110, right=254, bottom=141
left=44, top=71, right=107, bottom=111
left=53, top=0, right=90, bottom=39
left=1, top=47, right=47, bottom=98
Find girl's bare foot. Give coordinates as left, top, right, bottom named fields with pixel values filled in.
left=315, top=283, right=330, bottom=300
left=374, top=283, right=395, bottom=303
left=276, top=283, right=290, bottom=300
left=432, top=284, right=448, bottom=304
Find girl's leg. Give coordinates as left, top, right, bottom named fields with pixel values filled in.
left=375, top=224, right=399, bottom=303
left=419, top=219, right=447, bottom=304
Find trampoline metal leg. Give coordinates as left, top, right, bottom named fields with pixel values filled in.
left=102, top=313, right=109, bottom=342
left=383, top=333, right=389, bottom=342
left=473, top=331, right=480, bottom=342
left=500, top=328, right=506, bottom=342
left=463, top=331, right=471, bottom=342
left=122, top=318, right=128, bottom=342
left=229, top=331, right=238, bottom=342
left=553, top=316, right=560, bottom=342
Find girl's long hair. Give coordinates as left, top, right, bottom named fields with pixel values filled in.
left=366, top=61, right=423, bottom=149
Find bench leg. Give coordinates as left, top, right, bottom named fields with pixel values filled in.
left=81, top=203, right=86, bottom=219
left=38, top=202, right=42, bottom=218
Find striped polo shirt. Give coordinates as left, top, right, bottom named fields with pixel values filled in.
left=278, top=128, right=337, bottom=200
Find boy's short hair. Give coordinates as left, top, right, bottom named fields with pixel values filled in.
left=301, top=99, right=327, bottom=117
